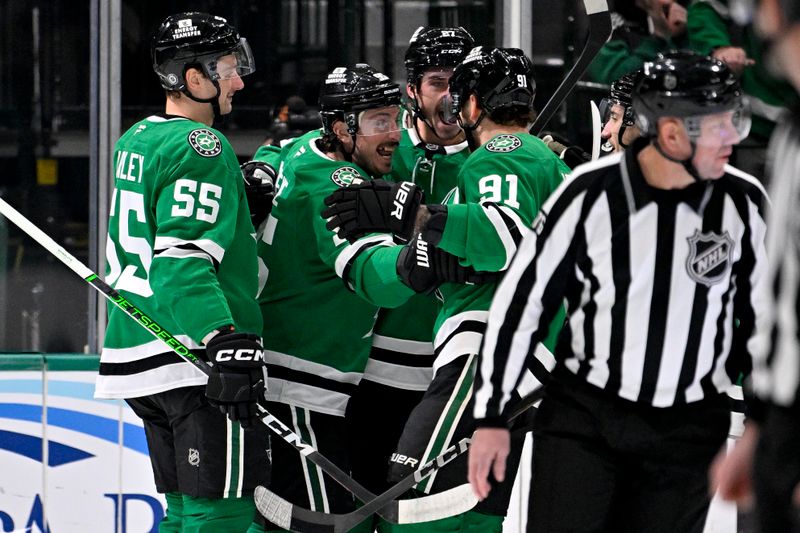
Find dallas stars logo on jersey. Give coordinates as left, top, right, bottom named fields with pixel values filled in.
left=330, top=166, right=363, bottom=187
left=485, top=134, right=522, bottom=153
left=188, top=129, right=222, bottom=157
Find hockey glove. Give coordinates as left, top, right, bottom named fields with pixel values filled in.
left=322, top=178, right=423, bottom=243
left=397, top=234, right=498, bottom=294
left=241, top=160, right=277, bottom=228
left=205, top=331, right=266, bottom=429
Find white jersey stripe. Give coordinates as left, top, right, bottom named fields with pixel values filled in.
left=153, top=236, right=225, bottom=263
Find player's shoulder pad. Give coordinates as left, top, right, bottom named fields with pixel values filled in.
left=187, top=128, right=224, bottom=158
left=329, top=164, right=366, bottom=187
left=484, top=133, right=522, bottom=154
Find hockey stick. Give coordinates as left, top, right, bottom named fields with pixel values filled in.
left=0, top=196, right=464, bottom=523
left=255, top=386, right=545, bottom=532
left=530, top=0, right=612, bottom=136
left=590, top=100, right=602, bottom=160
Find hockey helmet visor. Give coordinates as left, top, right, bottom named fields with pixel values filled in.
left=357, top=107, right=402, bottom=136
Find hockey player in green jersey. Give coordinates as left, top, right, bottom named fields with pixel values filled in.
left=94, top=13, right=269, bottom=533
left=323, top=47, right=569, bottom=532
left=254, top=64, right=411, bottom=532
left=346, top=26, right=475, bottom=499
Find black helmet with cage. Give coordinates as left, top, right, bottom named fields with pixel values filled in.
left=151, top=12, right=255, bottom=116
left=404, top=26, right=475, bottom=86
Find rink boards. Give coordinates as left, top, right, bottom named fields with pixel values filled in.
left=0, top=354, right=164, bottom=533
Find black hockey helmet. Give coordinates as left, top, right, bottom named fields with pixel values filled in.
left=404, top=26, right=475, bottom=85
left=602, top=69, right=644, bottom=127
left=448, top=47, right=536, bottom=117
left=151, top=12, right=255, bottom=92
left=318, top=63, right=402, bottom=136
left=632, top=50, right=748, bottom=138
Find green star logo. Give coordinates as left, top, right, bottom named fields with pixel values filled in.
left=330, top=166, right=363, bottom=187
left=188, top=129, right=222, bottom=157
left=486, top=134, right=522, bottom=153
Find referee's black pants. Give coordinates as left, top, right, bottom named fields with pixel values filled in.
left=528, top=368, right=729, bottom=533
left=753, top=405, right=800, bottom=533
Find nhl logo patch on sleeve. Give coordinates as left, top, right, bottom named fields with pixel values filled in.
left=485, top=134, right=522, bottom=153
left=188, top=129, right=222, bottom=157
left=330, top=166, right=363, bottom=187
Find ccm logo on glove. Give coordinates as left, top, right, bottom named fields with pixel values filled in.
left=391, top=181, right=414, bottom=220
left=212, top=348, right=265, bottom=362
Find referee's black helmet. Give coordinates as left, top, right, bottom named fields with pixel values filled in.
left=632, top=50, right=747, bottom=137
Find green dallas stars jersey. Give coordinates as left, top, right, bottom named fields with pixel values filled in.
left=366, top=124, right=470, bottom=390
left=257, top=130, right=414, bottom=416
left=433, top=132, right=569, bottom=370
left=96, top=115, right=262, bottom=399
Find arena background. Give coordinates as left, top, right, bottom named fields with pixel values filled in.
left=0, top=1, right=743, bottom=531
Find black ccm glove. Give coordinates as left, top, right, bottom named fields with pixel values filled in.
left=205, top=331, right=266, bottom=428
left=397, top=234, right=500, bottom=294
left=241, top=160, right=277, bottom=228
left=322, top=179, right=423, bottom=243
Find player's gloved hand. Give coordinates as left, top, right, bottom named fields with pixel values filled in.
left=241, top=160, right=277, bottom=228
left=322, top=178, right=423, bottom=243
left=397, top=234, right=497, bottom=294
left=205, top=330, right=266, bottom=428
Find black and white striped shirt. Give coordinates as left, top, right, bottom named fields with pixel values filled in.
left=474, top=139, right=770, bottom=420
left=752, top=118, right=800, bottom=409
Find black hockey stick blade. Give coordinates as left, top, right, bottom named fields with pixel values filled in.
left=530, top=0, right=612, bottom=135
left=256, top=437, right=472, bottom=533
left=254, top=483, right=478, bottom=533
left=254, top=386, right=547, bottom=532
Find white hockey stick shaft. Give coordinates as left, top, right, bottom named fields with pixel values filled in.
left=590, top=100, right=602, bottom=160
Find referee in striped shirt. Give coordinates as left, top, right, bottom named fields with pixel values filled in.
left=711, top=1, right=800, bottom=530
left=468, top=52, right=770, bottom=532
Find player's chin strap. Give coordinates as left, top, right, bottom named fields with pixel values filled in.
left=458, top=110, right=486, bottom=152
left=410, top=93, right=444, bottom=141
left=338, top=113, right=360, bottom=162
left=652, top=138, right=704, bottom=182
left=183, top=81, right=223, bottom=121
